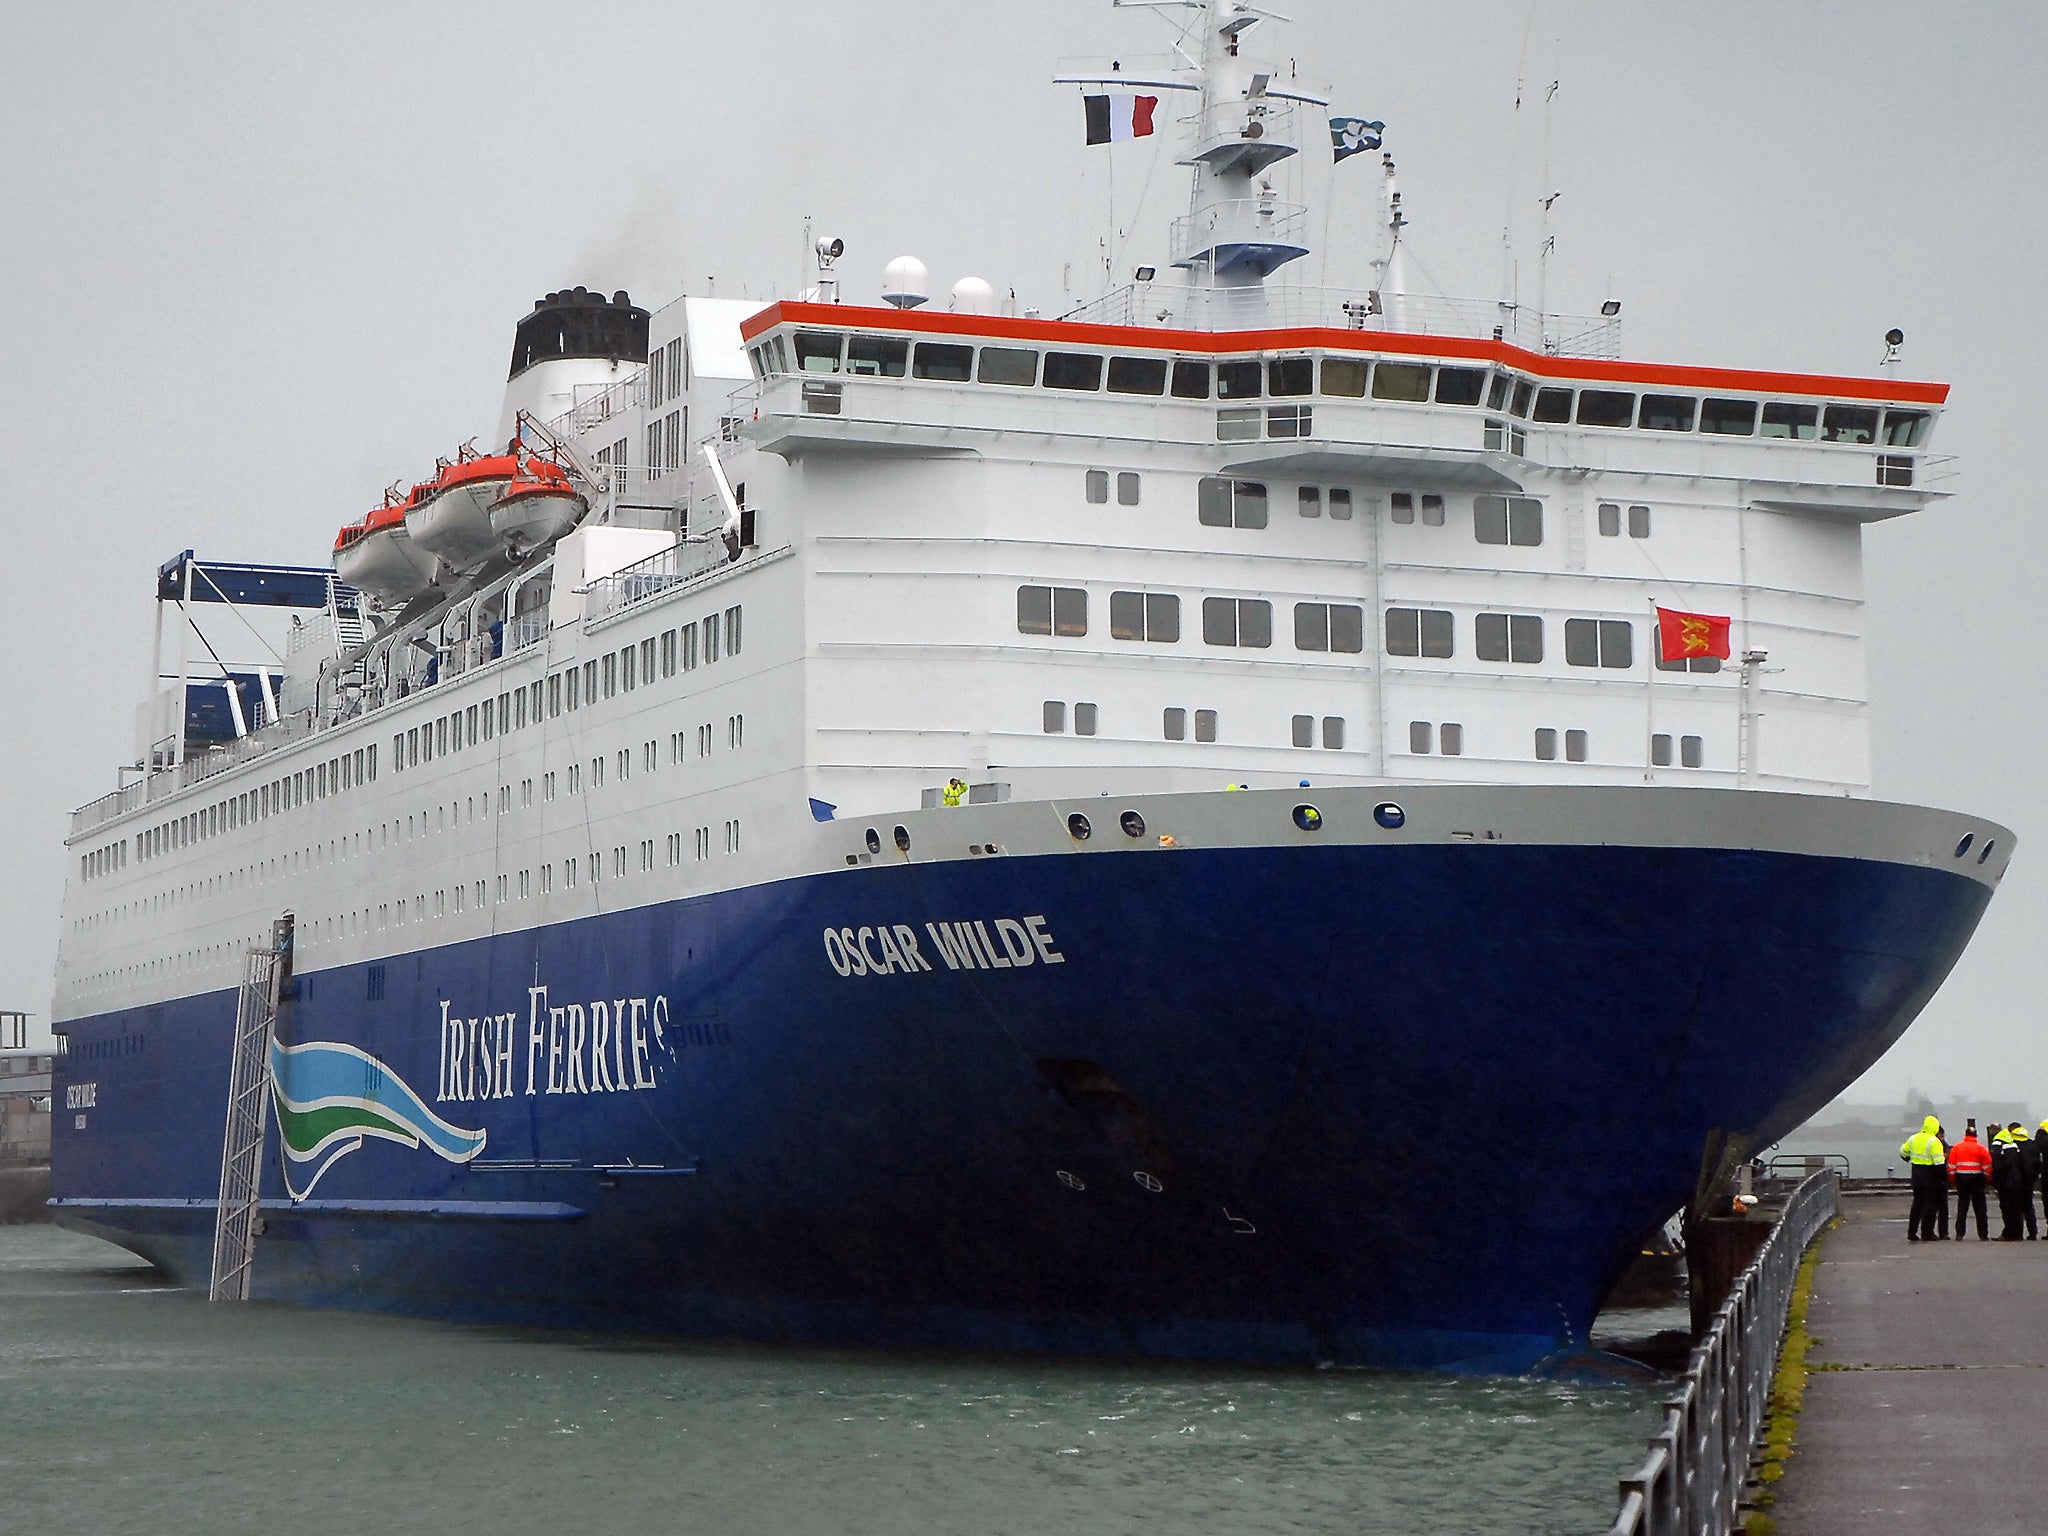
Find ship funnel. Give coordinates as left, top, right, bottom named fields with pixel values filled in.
left=882, top=256, right=930, bottom=309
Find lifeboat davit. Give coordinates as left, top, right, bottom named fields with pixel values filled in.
left=334, top=493, right=439, bottom=605
left=405, top=451, right=517, bottom=572
left=489, top=458, right=587, bottom=554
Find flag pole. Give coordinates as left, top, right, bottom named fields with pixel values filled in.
left=1646, top=599, right=1658, bottom=781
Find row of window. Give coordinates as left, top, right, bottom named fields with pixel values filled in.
left=394, top=608, right=741, bottom=774
left=138, top=745, right=378, bottom=866
left=1088, top=471, right=1666, bottom=552
left=645, top=408, right=683, bottom=478
left=1389, top=608, right=1704, bottom=671
left=1022, top=586, right=1371, bottom=654
left=755, top=329, right=1933, bottom=447
left=112, top=607, right=744, bottom=882
left=648, top=335, right=684, bottom=409
left=81, top=840, right=127, bottom=882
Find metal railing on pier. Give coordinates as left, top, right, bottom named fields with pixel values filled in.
left=1603, top=1169, right=1839, bottom=1536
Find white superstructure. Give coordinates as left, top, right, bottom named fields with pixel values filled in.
left=53, top=0, right=1956, bottom=1032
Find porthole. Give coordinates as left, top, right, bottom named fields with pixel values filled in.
left=893, top=825, right=910, bottom=853
left=865, top=828, right=882, bottom=854
left=1954, top=833, right=1974, bottom=858
left=1120, top=810, right=1146, bottom=838
left=1374, top=802, right=1406, bottom=830
left=1292, top=804, right=1323, bottom=832
left=1067, top=812, right=1092, bottom=841
left=1978, top=840, right=1996, bottom=865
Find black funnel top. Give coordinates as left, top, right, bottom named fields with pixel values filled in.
left=508, top=286, right=651, bottom=379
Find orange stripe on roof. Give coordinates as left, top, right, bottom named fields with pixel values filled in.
left=737, top=300, right=1949, bottom=405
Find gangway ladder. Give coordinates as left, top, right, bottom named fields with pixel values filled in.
left=208, top=914, right=294, bottom=1301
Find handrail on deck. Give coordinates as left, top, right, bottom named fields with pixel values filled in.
left=1602, top=1169, right=1839, bottom=1536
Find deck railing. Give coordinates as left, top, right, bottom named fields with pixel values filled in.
left=1602, top=1169, right=1839, bottom=1536
left=1060, top=281, right=1624, bottom=359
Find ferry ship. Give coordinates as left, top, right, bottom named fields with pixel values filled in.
left=48, top=1, right=2009, bottom=1372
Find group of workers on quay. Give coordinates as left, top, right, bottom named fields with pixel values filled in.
left=1900, top=1117, right=2048, bottom=1241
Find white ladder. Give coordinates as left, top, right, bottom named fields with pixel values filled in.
left=208, top=916, right=292, bottom=1301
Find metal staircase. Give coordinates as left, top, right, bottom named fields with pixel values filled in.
left=208, top=915, right=293, bottom=1301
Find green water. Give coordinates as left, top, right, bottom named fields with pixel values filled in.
left=1, top=1226, right=1662, bottom=1535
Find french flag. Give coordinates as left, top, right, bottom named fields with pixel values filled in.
left=1084, top=93, right=1158, bottom=145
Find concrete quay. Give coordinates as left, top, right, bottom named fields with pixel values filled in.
left=1772, top=1190, right=2048, bottom=1534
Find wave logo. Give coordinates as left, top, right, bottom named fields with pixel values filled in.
left=269, top=1038, right=487, bottom=1198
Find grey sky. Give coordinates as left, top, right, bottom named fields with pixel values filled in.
left=2, top=1, right=2042, bottom=1113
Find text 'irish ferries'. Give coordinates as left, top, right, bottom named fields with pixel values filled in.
left=437, top=986, right=669, bottom=1103
left=822, top=916, right=1065, bottom=978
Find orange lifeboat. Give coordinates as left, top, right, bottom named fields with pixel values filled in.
left=489, top=457, right=587, bottom=554
left=405, top=449, right=517, bottom=572
left=335, top=488, right=440, bottom=604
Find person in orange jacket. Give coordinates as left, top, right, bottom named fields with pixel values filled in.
left=1949, top=1123, right=1994, bottom=1240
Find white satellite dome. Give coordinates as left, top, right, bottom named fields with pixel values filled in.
left=881, top=256, right=930, bottom=310
left=949, top=276, right=996, bottom=315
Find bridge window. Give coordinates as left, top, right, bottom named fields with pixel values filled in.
left=1761, top=402, right=1818, bottom=439
left=1475, top=612, right=1544, bottom=663
left=1371, top=363, right=1430, bottom=402
left=1638, top=394, right=1696, bottom=431
left=794, top=331, right=842, bottom=373
left=1883, top=409, right=1931, bottom=447
left=1474, top=494, right=1543, bottom=545
left=1107, top=356, right=1168, bottom=395
left=845, top=336, right=907, bottom=377
left=1217, top=360, right=1262, bottom=399
left=1110, top=590, right=1180, bottom=642
left=1043, top=352, right=1103, bottom=390
left=1321, top=357, right=1367, bottom=397
left=978, top=347, right=1038, bottom=386
left=1532, top=387, right=1572, bottom=423
left=1700, top=397, right=1758, bottom=435
left=1564, top=618, right=1634, bottom=669
left=1171, top=360, right=1211, bottom=399
left=1202, top=597, right=1272, bottom=648
left=1822, top=404, right=1879, bottom=444
left=1268, top=357, right=1313, bottom=396
left=1577, top=389, right=1635, bottom=428
left=1385, top=607, right=1454, bottom=659
left=912, top=342, right=974, bottom=381
left=1435, top=367, right=1485, bottom=406
left=1510, top=380, right=1535, bottom=418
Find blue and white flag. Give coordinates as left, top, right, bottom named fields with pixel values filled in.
left=1331, top=117, right=1385, bottom=162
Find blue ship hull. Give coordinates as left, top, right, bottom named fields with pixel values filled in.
left=51, top=789, right=1997, bottom=1372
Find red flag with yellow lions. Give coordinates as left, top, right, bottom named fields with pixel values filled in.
left=1655, top=606, right=1732, bottom=662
